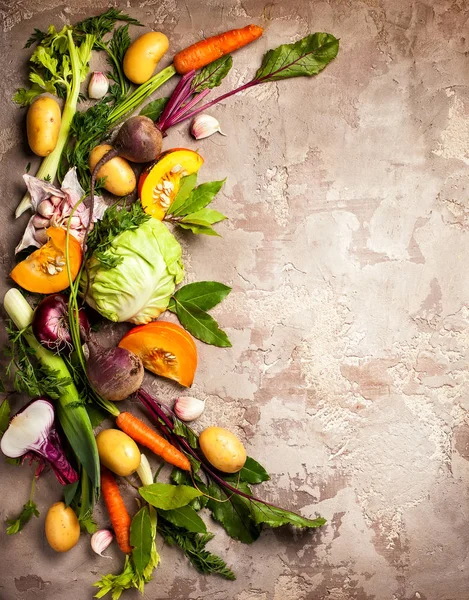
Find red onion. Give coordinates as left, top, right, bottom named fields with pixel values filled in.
left=0, top=398, right=79, bottom=485
left=32, top=294, right=90, bottom=353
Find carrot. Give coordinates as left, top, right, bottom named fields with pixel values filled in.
left=116, top=412, right=191, bottom=472
left=101, top=467, right=132, bottom=554
left=174, top=24, right=264, bottom=75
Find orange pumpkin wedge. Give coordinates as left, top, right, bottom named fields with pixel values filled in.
left=10, top=227, right=82, bottom=294
left=119, top=321, right=197, bottom=387
left=139, top=148, right=204, bottom=220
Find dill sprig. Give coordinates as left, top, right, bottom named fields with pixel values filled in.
left=4, top=322, right=73, bottom=400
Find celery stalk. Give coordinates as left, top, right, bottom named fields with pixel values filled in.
left=15, top=30, right=91, bottom=218
left=3, top=288, right=100, bottom=496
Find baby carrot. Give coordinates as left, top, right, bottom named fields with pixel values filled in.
left=116, top=412, right=191, bottom=472
left=101, top=467, right=132, bottom=554
left=174, top=24, right=264, bottom=74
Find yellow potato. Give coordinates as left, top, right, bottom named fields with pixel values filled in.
left=45, top=502, right=80, bottom=552
left=123, top=32, right=169, bottom=84
left=199, top=426, right=247, bottom=474
left=89, top=144, right=136, bottom=197
left=96, top=429, right=141, bottom=476
left=26, top=96, right=61, bottom=157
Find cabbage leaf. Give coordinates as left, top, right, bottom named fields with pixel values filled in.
left=83, top=218, right=184, bottom=324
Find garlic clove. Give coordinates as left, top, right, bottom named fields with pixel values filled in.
left=69, top=216, right=82, bottom=229
left=88, top=72, right=109, bottom=100
left=49, top=195, right=62, bottom=207
left=174, top=396, right=206, bottom=422
left=190, top=114, right=226, bottom=140
left=32, top=214, right=50, bottom=228
left=37, top=200, right=55, bottom=218
left=91, top=529, right=114, bottom=557
left=35, top=228, right=49, bottom=245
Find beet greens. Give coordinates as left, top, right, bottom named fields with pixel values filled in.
left=157, top=32, right=339, bottom=133
left=137, top=389, right=326, bottom=544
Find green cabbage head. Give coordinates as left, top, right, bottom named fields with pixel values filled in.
left=82, top=218, right=184, bottom=324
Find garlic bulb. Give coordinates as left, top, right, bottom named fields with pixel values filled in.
left=190, top=114, right=225, bottom=140
left=88, top=72, right=109, bottom=100
left=174, top=396, right=206, bottom=422
left=15, top=168, right=108, bottom=255
left=91, top=529, right=114, bottom=557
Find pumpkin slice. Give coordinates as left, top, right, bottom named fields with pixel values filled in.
left=10, top=227, right=82, bottom=294
left=119, top=321, right=197, bottom=387
left=139, top=148, right=204, bottom=220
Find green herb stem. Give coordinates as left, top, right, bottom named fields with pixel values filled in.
left=108, top=64, right=176, bottom=125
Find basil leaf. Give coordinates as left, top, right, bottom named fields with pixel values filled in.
left=178, top=223, right=220, bottom=236
left=168, top=173, right=198, bottom=215
left=130, top=506, right=153, bottom=576
left=140, top=97, right=169, bottom=121
left=63, top=480, right=80, bottom=507
left=192, top=55, right=233, bottom=92
left=255, top=33, right=339, bottom=82
left=158, top=505, right=207, bottom=533
left=172, top=281, right=231, bottom=312
left=250, top=502, right=326, bottom=529
left=206, top=481, right=260, bottom=543
left=0, top=398, right=10, bottom=436
left=6, top=500, right=39, bottom=535
left=171, top=180, right=225, bottom=217
left=224, top=456, right=270, bottom=484
left=181, top=208, right=227, bottom=226
left=139, top=483, right=202, bottom=510
left=173, top=299, right=232, bottom=347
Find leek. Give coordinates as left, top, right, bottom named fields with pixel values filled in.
left=3, top=288, right=100, bottom=497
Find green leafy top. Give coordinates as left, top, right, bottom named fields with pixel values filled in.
left=74, top=8, right=142, bottom=39
left=14, top=26, right=95, bottom=106
left=16, top=9, right=142, bottom=107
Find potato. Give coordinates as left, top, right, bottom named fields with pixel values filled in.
left=27, top=96, right=61, bottom=157
left=199, top=426, right=247, bottom=474
left=96, top=429, right=141, bottom=476
left=89, top=144, right=136, bottom=196
left=45, top=502, right=80, bottom=552
left=123, top=32, right=169, bottom=84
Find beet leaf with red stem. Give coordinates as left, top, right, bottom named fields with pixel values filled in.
left=156, top=32, right=339, bottom=134
left=137, top=388, right=326, bottom=544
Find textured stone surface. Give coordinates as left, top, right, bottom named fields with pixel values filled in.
left=1, top=0, right=469, bottom=599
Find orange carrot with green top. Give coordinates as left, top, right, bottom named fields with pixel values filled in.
left=116, top=412, right=191, bottom=471
left=101, top=467, right=132, bottom=554
left=174, top=24, right=264, bottom=74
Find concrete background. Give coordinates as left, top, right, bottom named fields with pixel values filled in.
left=1, top=0, right=469, bottom=599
